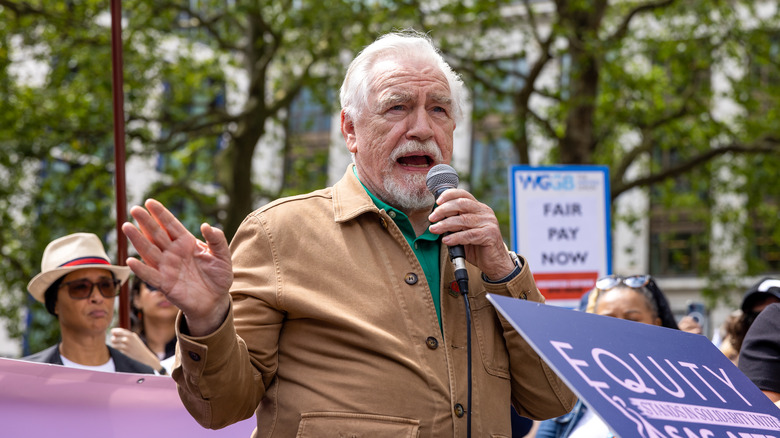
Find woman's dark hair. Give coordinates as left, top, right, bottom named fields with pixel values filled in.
left=128, top=276, right=145, bottom=335
left=43, top=277, right=64, bottom=317
left=643, top=278, right=680, bottom=330
left=592, top=276, right=679, bottom=330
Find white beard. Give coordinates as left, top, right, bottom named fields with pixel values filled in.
left=380, top=139, right=443, bottom=212
left=382, top=172, right=435, bottom=212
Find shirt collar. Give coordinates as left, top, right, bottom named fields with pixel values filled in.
left=352, top=166, right=438, bottom=241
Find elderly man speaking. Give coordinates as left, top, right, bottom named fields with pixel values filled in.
left=122, top=30, right=575, bottom=437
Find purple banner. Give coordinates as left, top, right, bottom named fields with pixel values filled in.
left=0, top=357, right=255, bottom=437
left=487, top=294, right=780, bottom=438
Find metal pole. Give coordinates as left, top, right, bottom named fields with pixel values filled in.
left=110, top=0, right=130, bottom=329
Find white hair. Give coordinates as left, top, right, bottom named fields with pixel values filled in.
left=339, top=30, right=465, bottom=123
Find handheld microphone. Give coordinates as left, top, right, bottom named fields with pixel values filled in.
left=426, top=164, right=468, bottom=295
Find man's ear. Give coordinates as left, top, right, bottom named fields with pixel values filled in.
left=341, top=110, right=358, bottom=153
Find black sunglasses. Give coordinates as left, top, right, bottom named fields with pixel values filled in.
left=595, top=275, right=651, bottom=292
left=59, top=278, right=121, bottom=300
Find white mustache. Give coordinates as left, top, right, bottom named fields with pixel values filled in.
left=389, top=140, right=443, bottom=163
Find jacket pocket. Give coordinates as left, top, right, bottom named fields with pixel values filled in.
left=470, top=290, right=511, bottom=379
left=296, top=412, right=420, bottom=438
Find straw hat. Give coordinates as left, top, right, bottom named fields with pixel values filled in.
left=27, top=233, right=131, bottom=303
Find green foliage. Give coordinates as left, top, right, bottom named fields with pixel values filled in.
left=0, top=0, right=421, bottom=354
left=0, top=0, right=121, bottom=355
left=436, top=0, right=779, bottom=283
left=2, top=0, right=779, bottom=354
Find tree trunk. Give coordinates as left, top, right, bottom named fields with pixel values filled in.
left=560, top=44, right=599, bottom=164
left=557, top=0, right=606, bottom=165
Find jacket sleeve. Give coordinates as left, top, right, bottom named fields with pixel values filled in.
left=172, top=214, right=282, bottom=429
left=483, top=255, right=578, bottom=420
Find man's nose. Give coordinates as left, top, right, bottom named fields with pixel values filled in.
left=406, top=106, right=434, bottom=141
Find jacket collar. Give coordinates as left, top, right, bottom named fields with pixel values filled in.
left=332, top=163, right=381, bottom=223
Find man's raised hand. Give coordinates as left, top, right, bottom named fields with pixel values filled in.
left=121, top=199, right=233, bottom=336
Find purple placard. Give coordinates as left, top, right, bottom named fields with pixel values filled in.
left=487, top=294, right=780, bottom=438
left=0, top=357, right=256, bottom=437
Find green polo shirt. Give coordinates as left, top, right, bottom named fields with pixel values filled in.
left=355, top=173, right=443, bottom=327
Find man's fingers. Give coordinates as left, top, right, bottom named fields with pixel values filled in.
left=129, top=200, right=175, bottom=250
left=122, top=221, right=162, bottom=267
left=200, top=223, right=230, bottom=261
left=125, top=257, right=161, bottom=288
left=146, top=199, right=192, bottom=242
left=434, top=188, right=476, bottom=205
left=128, top=203, right=174, bottom=252
left=429, top=190, right=478, bottom=223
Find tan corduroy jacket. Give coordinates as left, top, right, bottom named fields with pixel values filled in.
left=172, top=164, right=576, bottom=438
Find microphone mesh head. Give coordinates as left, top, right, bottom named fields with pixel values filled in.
left=426, top=164, right=459, bottom=195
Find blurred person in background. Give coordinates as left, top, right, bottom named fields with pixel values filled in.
left=23, top=233, right=155, bottom=374
left=536, top=275, right=681, bottom=438
left=677, top=314, right=703, bottom=335
left=738, top=302, right=780, bottom=408
left=110, top=276, right=178, bottom=375
left=718, top=277, right=780, bottom=365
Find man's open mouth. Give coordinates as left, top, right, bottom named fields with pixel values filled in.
left=397, top=154, right=433, bottom=168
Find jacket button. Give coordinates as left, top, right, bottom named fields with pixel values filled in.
left=454, top=403, right=465, bottom=418
left=425, top=336, right=439, bottom=349
left=188, top=351, right=201, bottom=362
left=404, top=273, right=418, bottom=285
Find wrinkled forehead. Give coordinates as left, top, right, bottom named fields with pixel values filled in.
left=368, top=57, right=451, bottom=98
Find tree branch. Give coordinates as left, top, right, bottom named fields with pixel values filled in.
left=149, top=0, right=242, bottom=51
left=611, top=139, right=780, bottom=199
left=0, top=0, right=47, bottom=17
left=447, top=56, right=519, bottom=95
left=127, top=110, right=231, bottom=151
left=527, top=106, right=561, bottom=141
left=607, top=0, right=676, bottom=43
left=532, top=86, right=562, bottom=102
left=521, top=0, right=545, bottom=48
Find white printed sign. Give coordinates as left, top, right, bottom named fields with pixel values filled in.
left=510, top=166, right=611, bottom=306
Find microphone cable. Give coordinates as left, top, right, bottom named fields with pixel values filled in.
left=426, top=164, right=472, bottom=438
left=460, top=280, right=472, bottom=438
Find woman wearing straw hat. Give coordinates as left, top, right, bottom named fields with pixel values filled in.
left=23, top=233, right=155, bottom=374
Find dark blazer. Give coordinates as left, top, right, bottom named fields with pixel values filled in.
left=23, top=343, right=155, bottom=374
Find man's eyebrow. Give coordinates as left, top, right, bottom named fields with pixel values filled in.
left=429, top=93, right=453, bottom=106
left=378, top=91, right=413, bottom=107
left=376, top=91, right=453, bottom=109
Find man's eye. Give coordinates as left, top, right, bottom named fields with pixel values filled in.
left=390, top=105, right=404, bottom=111
left=97, top=281, right=114, bottom=289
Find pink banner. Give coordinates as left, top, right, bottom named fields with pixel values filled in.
left=0, top=357, right=255, bottom=437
